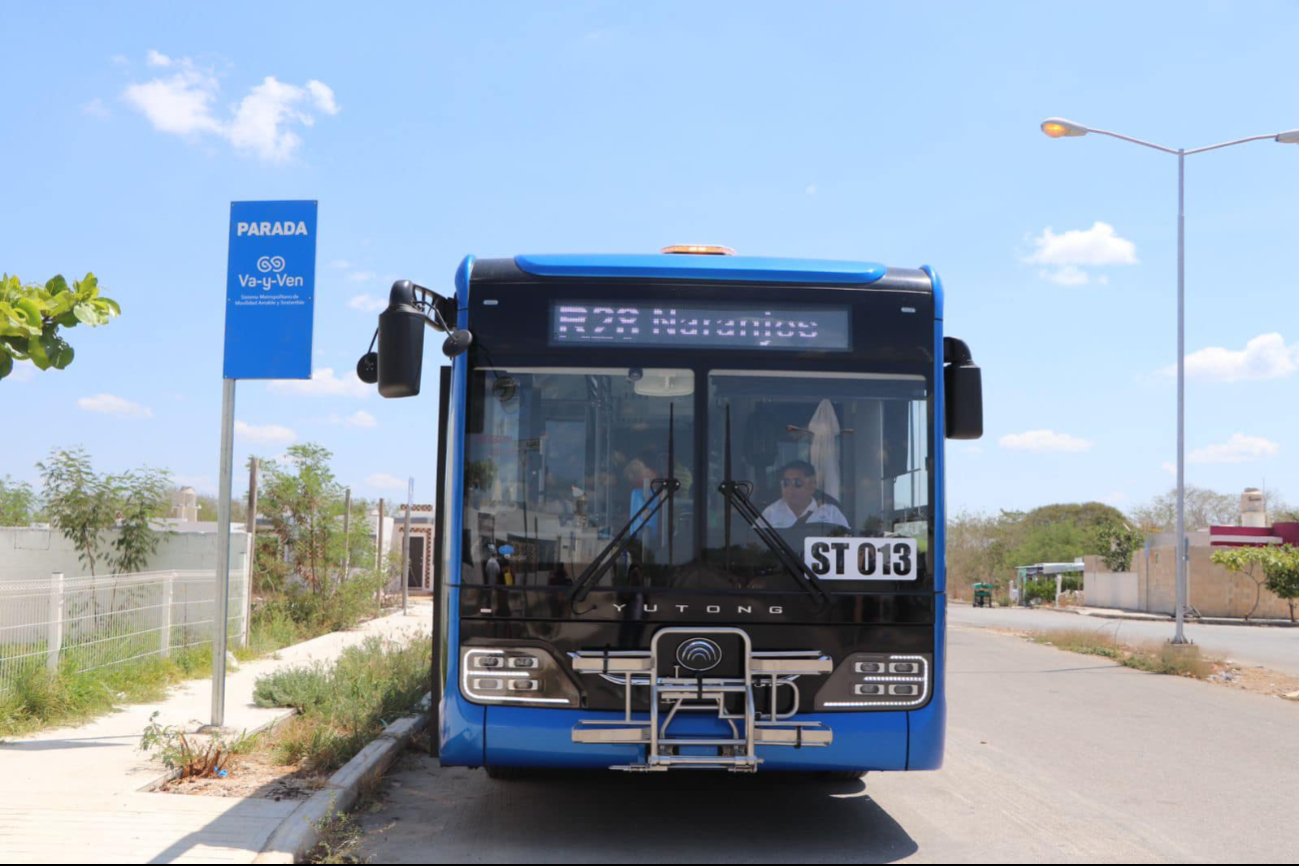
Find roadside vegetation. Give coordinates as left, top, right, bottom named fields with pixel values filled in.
left=0, top=443, right=398, bottom=738
left=1030, top=628, right=1213, bottom=679
left=252, top=633, right=430, bottom=773
left=949, top=485, right=1295, bottom=602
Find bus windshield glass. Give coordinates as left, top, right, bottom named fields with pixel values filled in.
left=461, top=366, right=930, bottom=594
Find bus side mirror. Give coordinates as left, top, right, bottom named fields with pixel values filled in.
left=377, top=281, right=427, bottom=399
left=944, top=337, right=983, bottom=440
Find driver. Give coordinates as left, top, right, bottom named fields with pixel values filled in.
left=760, top=460, right=849, bottom=530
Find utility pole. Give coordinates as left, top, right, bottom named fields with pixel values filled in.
left=376, top=497, right=385, bottom=609
left=244, top=456, right=258, bottom=648
left=342, top=487, right=352, bottom=580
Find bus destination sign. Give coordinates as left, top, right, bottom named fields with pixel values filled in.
left=551, top=302, right=850, bottom=351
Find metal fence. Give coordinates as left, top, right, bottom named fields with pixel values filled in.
left=0, top=569, right=249, bottom=695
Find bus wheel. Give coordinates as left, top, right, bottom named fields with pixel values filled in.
left=485, top=765, right=524, bottom=780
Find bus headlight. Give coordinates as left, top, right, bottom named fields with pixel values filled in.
left=461, top=647, right=580, bottom=706
left=814, top=653, right=932, bottom=710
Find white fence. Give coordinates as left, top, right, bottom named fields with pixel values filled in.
left=1083, top=570, right=1141, bottom=611
left=0, top=569, right=249, bottom=694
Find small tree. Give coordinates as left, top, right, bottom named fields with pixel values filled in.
left=111, top=467, right=172, bottom=574
left=38, top=447, right=116, bottom=576
left=1095, top=522, right=1144, bottom=572
left=1, top=273, right=120, bottom=380
left=1262, top=545, right=1299, bottom=623
left=1210, top=546, right=1269, bottom=620
left=258, top=444, right=346, bottom=594
left=0, top=475, right=37, bottom=526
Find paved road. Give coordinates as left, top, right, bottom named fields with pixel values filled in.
left=355, top=624, right=1298, bottom=863
left=948, top=603, right=1299, bottom=677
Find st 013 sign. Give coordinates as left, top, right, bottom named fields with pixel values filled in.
left=803, top=537, right=919, bottom=581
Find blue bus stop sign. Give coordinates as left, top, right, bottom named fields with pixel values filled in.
left=222, top=200, right=318, bottom=379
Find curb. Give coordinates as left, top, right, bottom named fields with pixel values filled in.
left=253, top=694, right=432, bottom=864
left=1033, top=605, right=1299, bottom=629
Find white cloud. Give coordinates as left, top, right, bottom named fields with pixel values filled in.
left=1101, top=491, right=1130, bottom=506
left=330, top=259, right=351, bottom=269
left=234, top=420, right=297, bottom=446
left=346, top=410, right=377, bottom=429
left=121, top=52, right=339, bottom=162
left=805, top=183, right=817, bottom=195
left=266, top=367, right=371, bottom=398
left=1039, top=264, right=1090, bottom=286
left=122, top=61, right=223, bottom=137
left=348, top=294, right=386, bottom=313
left=77, top=393, right=153, bottom=418
left=1188, top=433, right=1279, bottom=465
left=82, top=98, right=110, bottom=118
left=366, top=473, right=408, bottom=491
left=1171, top=333, right=1299, bottom=383
left=1026, top=221, right=1137, bottom=286
left=998, top=429, right=1093, bottom=453
left=306, top=80, right=340, bottom=115
left=347, top=270, right=378, bottom=283
left=1162, top=461, right=1176, bottom=477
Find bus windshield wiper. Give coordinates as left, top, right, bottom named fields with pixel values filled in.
left=568, top=404, right=679, bottom=604
left=717, top=404, right=833, bottom=610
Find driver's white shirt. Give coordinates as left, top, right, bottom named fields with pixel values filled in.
left=761, top=499, right=850, bottom=529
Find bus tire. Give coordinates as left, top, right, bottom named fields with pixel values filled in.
left=485, top=765, right=524, bottom=780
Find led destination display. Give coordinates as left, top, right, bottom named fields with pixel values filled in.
left=551, top=301, right=851, bottom=351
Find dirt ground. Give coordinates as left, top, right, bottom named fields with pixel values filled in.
left=988, top=625, right=1299, bottom=702
left=159, top=748, right=326, bottom=801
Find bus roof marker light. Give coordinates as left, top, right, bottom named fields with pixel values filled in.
left=661, top=244, right=737, bottom=256
left=1040, top=118, right=1088, bottom=139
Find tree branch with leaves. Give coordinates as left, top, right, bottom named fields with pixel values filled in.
left=1, top=273, right=120, bottom=380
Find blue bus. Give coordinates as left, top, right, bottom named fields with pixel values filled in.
left=358, top=246, right=982, bottom=775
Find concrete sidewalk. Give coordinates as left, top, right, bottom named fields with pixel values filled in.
left=0, top=601, right=432, bottom=865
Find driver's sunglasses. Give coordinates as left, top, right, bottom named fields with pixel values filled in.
left=780, top=477, right=808, bottom=488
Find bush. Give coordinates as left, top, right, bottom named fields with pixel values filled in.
left=253, top=634, right=430, bottom=773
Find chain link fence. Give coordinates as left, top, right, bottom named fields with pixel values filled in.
left=0, top=569, right=249, bottom=694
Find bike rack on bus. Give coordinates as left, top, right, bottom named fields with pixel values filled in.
left=569, top=627, right=834, bottom=772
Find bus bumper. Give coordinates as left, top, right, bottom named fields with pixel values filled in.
left=455, top=700, right=942, bottom=772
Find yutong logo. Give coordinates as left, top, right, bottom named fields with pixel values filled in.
left=608, top=602, right=784, bottom=616
left=676, top=638, right=723, bottom=672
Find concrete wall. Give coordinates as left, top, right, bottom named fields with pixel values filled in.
left=1084, top=571, right=1140, bottom=611
left=0, top=527, right=251, bottom=582
left=1131, top=543, right=1294, bottom=620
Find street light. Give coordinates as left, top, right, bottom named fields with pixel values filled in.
left=1041, top=117, right=1298, bottom=645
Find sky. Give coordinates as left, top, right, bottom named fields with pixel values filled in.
left=2, top=1, right=1298, bottom=517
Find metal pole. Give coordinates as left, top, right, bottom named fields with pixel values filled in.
left=1173, top=149, right=1189, bottom=644
left=244, top=456, right=258, bottom=648
left=376, top=497, right=385, bottom=608
left=211, top=378, right=236, bottom=728
left=402, top=479, right=414, bottom=614
left=342, top=487, right=352, bottom=580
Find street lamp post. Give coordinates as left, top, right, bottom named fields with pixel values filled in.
left=1040, top=117, right=1299, bottom=644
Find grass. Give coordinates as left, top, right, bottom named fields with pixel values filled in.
left=252, top=634, right=430, bottom=774
left=1032, top=628, right=1214, bottom=679
left=306, top=805, right=369, bottom=864
left=0, top=576, right=390, bottom=739
left=0, top=645, right=213, bottom=738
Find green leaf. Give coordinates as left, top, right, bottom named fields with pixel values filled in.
left=47, top=337, right=73, bottom=369
left=27, top=335, right=50, bottom=370
left=45, top=275, right=69, bottom=295
left=56, top=310, right=80, bottom=329
left=94, top=297, right=121, bottom=317
left=73, top=303, right=102, bottom=326
left=0, top=350, right=12, bottom=380
left=77, top=273, right=99, bottom=300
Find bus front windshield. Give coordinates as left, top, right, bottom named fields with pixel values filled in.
left=462, top=366, right=930, bottom=594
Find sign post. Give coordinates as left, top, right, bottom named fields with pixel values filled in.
left=212, top=200, right=317, bottom=729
